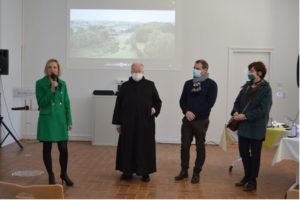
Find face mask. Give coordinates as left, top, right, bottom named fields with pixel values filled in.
left=132, top=73, right=143, bottom=82
left=193, top=69, right=201, bottom=78
left=248, top=73, right=255, bottom=81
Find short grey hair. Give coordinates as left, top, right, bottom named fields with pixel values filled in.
left=131, top=63, right=144, bottom=69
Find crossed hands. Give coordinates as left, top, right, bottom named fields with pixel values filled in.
left=185, top=111, right=196, bottom=121
left=232, top=112, right=247, bottom=121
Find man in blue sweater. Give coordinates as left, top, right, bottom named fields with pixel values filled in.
left=175, top=59, right=218, bottom=184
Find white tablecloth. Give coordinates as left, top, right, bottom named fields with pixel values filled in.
left=272, top=137, right=300, bottom=189
left=272, top=137, right=299, bottom=165
left=219, top=125, right=238, bottom=151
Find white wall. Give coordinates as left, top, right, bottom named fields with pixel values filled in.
left=21, top=0, right=299, bottom=143
left=0, top=0, right=22, bottom=146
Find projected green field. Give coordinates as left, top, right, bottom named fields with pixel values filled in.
left=70, top=9, right=175, bottom=59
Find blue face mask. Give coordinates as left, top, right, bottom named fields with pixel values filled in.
left=193, top=69, right=201, bottom=78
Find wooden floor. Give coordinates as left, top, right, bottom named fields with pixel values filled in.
left=0, top=140, right=297, bottom=199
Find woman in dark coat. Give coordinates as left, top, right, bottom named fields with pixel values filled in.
left=230, top=61, right=272, bottom=191
left=36, top=59, right=74, bottom=186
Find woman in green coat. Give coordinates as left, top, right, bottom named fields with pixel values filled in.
left=36, top=59, right=74, bottom=186
left=230, top=61, right=272, bottom=192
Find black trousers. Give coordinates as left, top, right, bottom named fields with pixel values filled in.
left=180, top=118, right=209, bottom=173
left=238, top=136, right=263, bottom=184
left=42, top=141, right=69, bottom=176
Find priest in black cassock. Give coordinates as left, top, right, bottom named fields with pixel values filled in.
left=112, top=63, right=162, bottom=182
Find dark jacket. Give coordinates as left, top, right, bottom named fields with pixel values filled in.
left=231, top=80, right=272, bottom=140
left=180, top=78, right=218, bottom=120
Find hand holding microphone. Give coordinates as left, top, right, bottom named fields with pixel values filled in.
left=50, top=74, right=58, bottom=92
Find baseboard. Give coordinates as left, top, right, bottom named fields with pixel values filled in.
left=20, top=134, right=217, bottom=144
left=21, top=132, right=92, bottom=141
left=156, top=138, right=181, bottom=144
left=0, top=137, right=15, bottom=147
left=156, top=138, right=219, bottom=145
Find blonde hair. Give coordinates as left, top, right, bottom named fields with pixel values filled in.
left=44, top=58, right=61, bottom=76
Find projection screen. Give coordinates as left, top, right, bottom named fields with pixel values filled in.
left=67, top=0, right=181, bottom=69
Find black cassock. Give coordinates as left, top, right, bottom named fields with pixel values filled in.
left=112, top=77, right=162, bottom=175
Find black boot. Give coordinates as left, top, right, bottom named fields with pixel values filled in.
left=235, top=176, right=248, bottom=187
left=243, top=180, right=257, bottom=191
left=142, top=174, right=150, bottom=182
left=191, top=173, right=200, bottom=184
left=48, top=173, right=56, bottom=185
left=174, top=169, right=188, bottom=181
left=60, top=174, right=74, bottom=186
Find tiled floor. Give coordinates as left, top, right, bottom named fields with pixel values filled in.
left=0, top=140, right=297, bottom=198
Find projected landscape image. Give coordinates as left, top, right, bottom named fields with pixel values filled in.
left=69, top=9, right=175, bottom=59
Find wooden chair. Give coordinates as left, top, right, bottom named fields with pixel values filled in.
left=0, top=181, right=64, bottom=199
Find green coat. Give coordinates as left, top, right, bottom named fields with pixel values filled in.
left=231, top=80, right=272, bottom=140
left=36, top=76, right=72, bottom=142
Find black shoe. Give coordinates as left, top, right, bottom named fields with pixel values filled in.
left=191, top=173, right=200, bottom=184
left=60, top=174, right=74, bottom=186
left=243, top=182, right=257, bottom=191
left=142, top=175, right=150, bottom=182
left=48, top=173, right=56, bottom=185
left=235, top=177, right=248, bottom=187
left=120, top=173, right=133, bottom=180
left=174, top=169, right=188, bottom=181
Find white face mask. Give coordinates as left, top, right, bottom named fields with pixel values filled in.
left=132, top=73, right=143, bottom=82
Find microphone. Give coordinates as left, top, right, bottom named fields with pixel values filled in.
left=12, top=105, right=29, bottom=110
left=50, top=74, right=58, bottom=90
left=50, top=74, right=57, bottom=81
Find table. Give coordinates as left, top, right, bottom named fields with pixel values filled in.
left=219, top=125, right=237, bottom=151
left=272, top=137, right=299, bottom=198
left=272, top=137, right=299, bottom=165
left=219, top=125, right=287, bottom=172
left=263, top=126, right=286, bottom=148
left=219, top=125, right=286, bottom=151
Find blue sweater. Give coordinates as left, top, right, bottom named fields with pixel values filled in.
left=180, top=78, right=218, bottom=120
